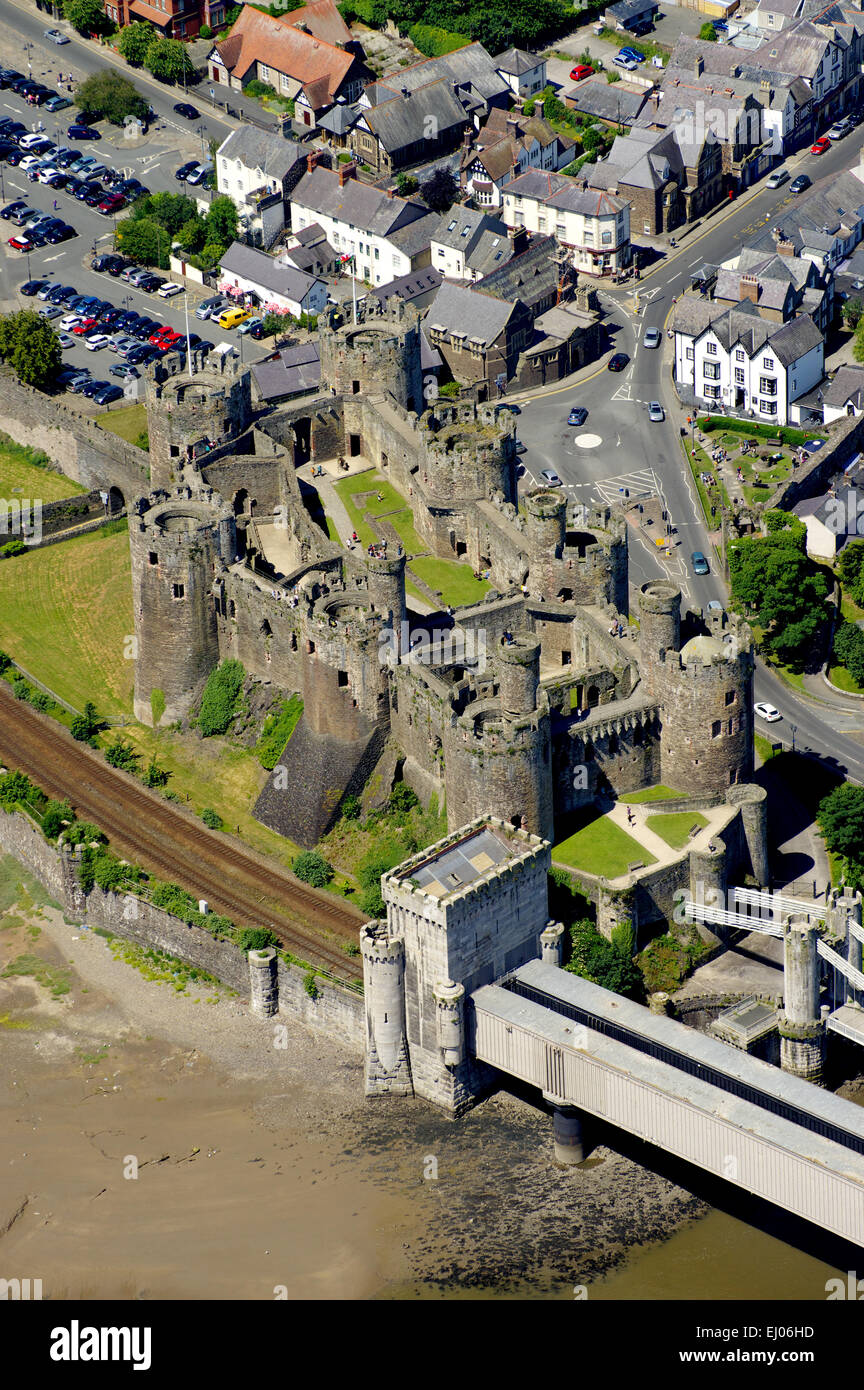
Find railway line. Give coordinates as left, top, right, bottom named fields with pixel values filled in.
left=0, top=683, right=365, bottom=983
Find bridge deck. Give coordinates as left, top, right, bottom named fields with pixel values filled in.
left=471, top=962, right=864, bottom=1247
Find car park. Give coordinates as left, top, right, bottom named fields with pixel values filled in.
left=20, top=277, right=48, bottom=296
left=619, top=46, right=645, bottom=62
left=540, top=469, right=562, bottom=485
left=811, top=135, right=831, bottom=154
left=643, top=326, right=661, bottom=348
left=766, top=167, right=789, bottom=188
left=7, top=234, right=33, bottom=250
left=173, top=102, right=200, bottom=120
left=0, top=200, right=26, bottom=219
left=568, top=407, right=588, bottom=426
left=157, top=282, right=185, bottom=299
left=45, top=95, right=72, bottom=112
left=612, top=54, right=638, bottom=69
left=608, top=352, right=629, bottom=371
left=45, top=222, right=74, bottom=243
left=85, top=333, right=110, bottom=351
left=648, top=401, right=665, bottom=422
left=82, top=379, right=110, bottom=398
left=44, top=28, right=70, bottom=43
left=67, top=124, right=100, bottom=140
left=690, top=550, right=710, bottom=575
left=38, top=303, right=62, bottom=320
left=185, top=162, right=214, bottom=186
left=98, top=193, right=126, bottom=215
left=754, top=702, right=782, bottom=722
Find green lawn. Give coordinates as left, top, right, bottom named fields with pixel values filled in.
left=0, top=524, right=134, bottom=715
left=645, top=811, right=708, bottom=850
left=754, top=732, right=779, bottom=765
left=334, top=467, right=489, bottom=608
left=553, top=814, right=657, bottom=878
left=0, top=439, right=86, bottom=503
left=620, top=784, right=685, bottom=804
left=827, top=662, right=864, bottom=694
left=96, top=402, right=147, bottom=447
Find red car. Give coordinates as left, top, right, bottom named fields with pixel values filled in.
left=149, top=328, right=179, bottom=345
left=97, top=193, right=126, bottom=215
left=570, top=63, right=594, bottom=80
left=7, top=234, right=32, bottom=250
left=72, top=316, right=98, bottom=335
left=811, top=136, right=831, bottom=154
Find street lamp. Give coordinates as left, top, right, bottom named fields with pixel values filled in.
left=24, top=43, right=33, bottom=77
left=790, top=723, right=797, bottom=752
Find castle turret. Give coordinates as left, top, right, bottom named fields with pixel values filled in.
left=360, top=921, right=413, bottom=1097
left=130, top=492, right=236, bottom=725
left=726, top=783, right=769, bottom=887
left=639, top=581, right=681, bottom=672
left=779, top=915, right=825, bottom=1083
left=524, top=488, right=567, bottom=562
left=497, top=635, right=540, bottom=716
left=145, top=351, right=253, bottom=491
left=318, top=299, right=424, bottom=413
left=365, top=551, right=406, bottom=650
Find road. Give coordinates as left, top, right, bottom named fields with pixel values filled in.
left=516, top=130, right=864, bottom=783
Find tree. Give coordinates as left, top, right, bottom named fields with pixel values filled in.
left=854, top=315, right=864, bottom=364
left=839, top=539, right=864, bottom=605
left=206, top=195, right=239, bottom=246
left=843, top=297, right=863, bottom=331
left=76, top=70, right=149, bottom=125
left=565, top=918, right=643, bottom=1000
left=699, top=21, right=718, bottom=39
left=292, top=850, right=335, bottom=887
left=729, top=513, right=828, bottom=668
left=115, top=216, right=169, bottom=269
left=395, top=172, right=418, bottom=197
left=133, top=191, right=197, bottom=234
left=175, top=214, right=207, bottom=253
left=145, top=36, right=195, bottom=84
left=420, top=167, right=459, bottom=212
left=117, top=21, right=156, bottom=65
left=0, top=311, right=62, bottom=392
left=63, top=0, right=111, bottom=34
left=818, top=784, right=864, bottom=885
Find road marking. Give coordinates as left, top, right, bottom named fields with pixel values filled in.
left=575, top=433, right=602, bottom=449
left=611, top=381, right=632, bottom=400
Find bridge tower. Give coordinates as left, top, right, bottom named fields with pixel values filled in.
left=779, top=914, right=825, bottom=1084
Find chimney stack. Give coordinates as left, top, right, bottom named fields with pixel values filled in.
left=306, top=149, right=323, bottom=173
left=338, top=160, right=358, bottom=187
left=508, top=224, right=529, bottom=255
left=772, top=226, right=795, bottom=256
left=739, top=273, right=760, bottom=303
left=695, top=55, right=704, bottom=77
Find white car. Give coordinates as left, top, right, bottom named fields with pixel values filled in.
left=613, top=55, right=638, bottom=69
left=754, top=701, right=782, bottom=723
left=44, top=27, right=70, bottom=43
left=157, top=281, right=184, bottom=298
left=19, top=154, right=46, bottom=173
left=59, top=312, right=85, bottom=331
left=648, top=401, right=664, bottom=422
left=541, top=468, right=562, bottom=485
left=643, top=327, right=661, bottom=349
left=36, top=166, right=61, bottom=183
left=766, top=168, right=789, bottom=189
left=86, top=333, right=110, bottom=351
left=19, top=133, right=51, bottom=151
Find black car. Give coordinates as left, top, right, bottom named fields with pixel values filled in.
left=0, top=71, right=23, bottom=88
left=4, top=147, right=21, bottom=166
left=55, top=149, right=79, bottom=169
left=173, top=102, right=200, bottom=120
left=175, top=160, right=199, bottom=182
left=44, top=223, right=74, bottom=243
left=83, top=186, right=104, bottom=207
left=248, top=323, right=267, bottom=339
left=608, top=353, right=629, bottom=371
left=26, top=227, right=49, bottom=247
left=789, top=174, right=811, bottom=194
left=20, top=278, right=49, bottom=296
left=138, top=274, right=164, bottom=292
left=67, top=124, right=100, bottom=140
left=117, top=178, right=149, bottom=199
left=92, top=252, right=125, bottom=273
left=0, top=140, right=18, bottom=160
left=48, top=283, right=77, bottom=303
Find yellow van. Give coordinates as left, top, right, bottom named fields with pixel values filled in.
left=217, top=306, right=251, bottom=330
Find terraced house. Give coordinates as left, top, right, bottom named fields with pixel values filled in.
left=502, top=171, right=631, bottom=276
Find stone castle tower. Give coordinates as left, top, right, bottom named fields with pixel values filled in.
left=319, top=298, right=424, bottom=413
left=130, top=489, right=236, bottom=725
left=638, top=581, right=754, bottom=793
left=145, top=349, right=253, bottom=491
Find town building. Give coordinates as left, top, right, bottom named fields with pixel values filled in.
left=712, top=244, right=831, bottom=331
left=429, top=208, right=512, bottom=282
left=349, top=78, right=468, bottom=174
left=671, top=295, right=824, bottom=424
left=289, top=158, right=438, bottom=286
left=460, top=108, right=576, bottom=208
left=502, top=170, right=631, bottom=276
left=216, top=127, right=309, bottom=249
left=494, top=48, right=548, bottom=100
left=582, top=124, right=723, bottom=235
left=218, top=242, right=329, bottom=317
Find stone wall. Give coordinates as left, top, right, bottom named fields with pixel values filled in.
left=767, top=412, right=864, bottom=512
left=0, top=807, right=364, bottom=1048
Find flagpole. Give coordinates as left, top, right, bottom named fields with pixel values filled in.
left=185, top=290, right=193, bottom=378
left=352, top=254, right=356, bottom=324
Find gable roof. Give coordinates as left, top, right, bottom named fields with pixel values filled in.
left=219, top=242, right=325, bottom=303
left=357, top=78, right=466, bottom=153
left=217, top=126, right=305, bottom=183
left=279, top=0, right=352, bottom=47
left=291, top=165, right=428, bottom=237
left=212, top=6, right=355, bottom=102
left=496, top=48, right=544, bottom=76
left=671, top=294, right=823, bottom=365
left=369, top=41, right=509, bottom=107
left=505, top=168, right=627, bottom=217
left=425, top=280, right=518, bottom=346
left=431, top=206, right=506, bottom=254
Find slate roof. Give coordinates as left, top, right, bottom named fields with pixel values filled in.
left=370, top=266, right=444, bottom=306
left=356, top=79, right=466, bottom=154
left=369, top=41, right=510, bottom=107
left=251, top=341, right=322, bottom=401
left=279, top=0, right=352, bottom=47
left=425, top=280, right=517, bottom=346
left=468, top=228, right=515, bottom=276
left=388, top=210, right=441, bottom=258
left=219, top=242, right=324, bottom=303
left=671, top=294, right=823, bottom=365
left=822, top=365, right=864, bottom=409
left=217, top=126, right=305, bottom=184
left=478, top=234, right=564, bottom=313
left=495, top=48, right=544, bottom=77
left=506, top=168, right=627, bottom=217
left=431, top=207, right=506, bottom=254
left=565, top=77, right=648, bottom=124
left=291, top=166, right=428, bottom=237
left=317, top=101, right=359, bottom=135
left=606, top=0, right=659, bottom=18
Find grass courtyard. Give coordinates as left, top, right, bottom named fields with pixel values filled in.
left=334, top=468, right=489, bottom=608
left=0, top=436, right=86, bottom=504
left=96, top=402, right=148, bottom=448
left=620, top=785, right=684, bottom=804
left=645, top=810, right=708, bottom=850
left=553, top=813, right=657, bottom=879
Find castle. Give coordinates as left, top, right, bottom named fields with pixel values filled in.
left=129, top=299, right=759, bottom=897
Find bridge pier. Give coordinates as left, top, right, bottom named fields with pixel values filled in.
left=779, top=915, right=825, bottom=1085
left=540, top=921, right=565, bottom=967
left=550, top=1103, right=585, bottom=1166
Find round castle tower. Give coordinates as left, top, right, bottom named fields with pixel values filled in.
left=130, top=491, right=236, bottom=725
left=318, top=299, right=424, bottom=413
left=365, top=550, right=407, bottom=651
left=638, top=583, right=754, bottom=795
left=419, top=402, right=518, bottom=504
left=524, top=488, right=566, bottom=560
left=145, top=351, right=253, bottom=492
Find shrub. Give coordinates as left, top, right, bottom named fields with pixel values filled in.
left=199, top=21, right=212, bottom=37
left=256, top=694, right=303, bottom=769
left=201, top=807, right=223, bottom=829
left=292, top=849, right=334, bottom=887
left=104, top=737, right=139, bottom=772
left=388, top=783, right=419, bottom=816
left=42, top=799, right=73, bottom=839
left=340, top=793, right=361, bottom=820
left=197, top=659, right=245, bottom=736
left=304, top=969, right=319, bottom=999
left=0, top=770, right=39, bottom=812
left=236, top=927, right=277, bottom=952
left=1, top=538, right=26, bottom=559
left=408, top=22, right=470, bottom=56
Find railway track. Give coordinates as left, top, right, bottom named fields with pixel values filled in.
left=0, top=684, right=365, bottom=983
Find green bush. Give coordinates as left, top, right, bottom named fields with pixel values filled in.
left=197, top=659, right=245, bottom=736
left=340, top=793, right=361, bottom=821
left=0, top=770, right=40, bottom=812
left=236, top=927, right=277, bottom=952
left=1, top=538, right=26, bottom=559
left=42, top=799, right=73, bottom=839
left=201, top=807, right=223, bottom=829
left=104, top=737, right=139, bottom=772
left=256, top=694, right=303, bottom=769
left=408, top=21, right=470, bottom=55
left=292, top=849, right=334, bottom=887
left=565, top=917, right=643, bottom=1000
left=834, top=621, right=864, bottom=687
left=696, top=416, right=822, bottom=447
left=304, top=969, right=319, bottom=999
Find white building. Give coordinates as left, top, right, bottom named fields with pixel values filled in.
left=670, top=296, right=824, bottom=425
left=495, top=48, right=548, bottom=99
left=218, top=242, right=328, bottom=317
left=289, top=160, right=437, bottom=286
left=216, top=127, right=307, bottom=248
left=502, top=170, right=631, bottom=276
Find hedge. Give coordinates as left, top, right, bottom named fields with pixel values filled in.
left=696, top=416, right=826, bottom=448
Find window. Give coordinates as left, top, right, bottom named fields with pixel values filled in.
left=172, top=583, right=185, bottom=600
left=759, top=377, right=777, bottom=395
left=760, top=400, right=778, bottom=415
left=685, top=346, right=694, bottom=360
left=601, top=231, right=612, bottom=244
left=725, top=690, right=735, bottom=705
left=734, top=368, right=745, bottom=384
left=706, top=341, right=718, bottom=355
left=703, top=362, right=720, bottom=379
left=148, top=551, right=158, bottom=566
left=704, top=385, right=721, bottom=399
left=763, top=356, right=774, bottom=369
left=735, top=349, right=744, bottom=361
left=712, top=720, right=722, bottom=738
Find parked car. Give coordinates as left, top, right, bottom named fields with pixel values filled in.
left=175, top=160, right=198, bottom=181
left=185, top=162, right=214, bottom=186
left=97, top=193, right=125, bottom=215
left=196, top=296, right=227, bottom=320
left=110, top=363, right=140, bottom=380
left=648, top=401, right=665, bottom=422
left=157, top=282, right=185, bottom=298
left=766, top=167, right=789, bottom=188
left=612, top=55, right=638, bottom=70
left=93, top=383, right=123, bottom=404
left=82, top=379, right=110, bottom=398
left=138, top=274, right=164, bottom=292
left=44, top=27, right=70, bottom=43
left=0, top=200, right=27, bottom=220
left=38, top=303, right=63, bottom=320
left=45, top=95, right=72, bottom=113
left=85, top=332, right=111, bottom=350
left=569, top=64, right=594, bottom=81
left=20, top=278, right=49, bottom=296
left=45, top=222, right=75, bottom=243
left=608, top=352, right=629, bottom=371
left=789, top=173, right=811, bottom=194
left=567, top=407, right=588, bottom=426
left=7, top=234, right=33, bottom=250
left=811, top=136, right=831, bottom=154
left=238, top=315, right=264, bottom=336
left=48, top=283, right=77, bottom=304
left=619, top=46, right=645, bottom=62
left=643, top=326, right=661, bottom=348
left=827, top=120, right=849, bottom=139
left=754, top=702, right=782, bottom=722
left=217, top=306, right=250, bottom=328
left=120, top=264, right=143, bottom=283
left=173, top=102, right=200, bottom=120
left=690, top=550, right=710, bottom=575
left=67, top=124, right=100, bottom=140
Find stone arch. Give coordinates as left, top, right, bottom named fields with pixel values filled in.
left=586, top=684, right=600, bottom=708
left=107, top=486, right=125, bottom=515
